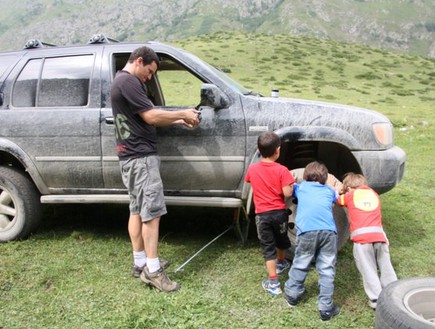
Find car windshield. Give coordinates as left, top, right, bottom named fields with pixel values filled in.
left=182, top=51, right=252, bottom=95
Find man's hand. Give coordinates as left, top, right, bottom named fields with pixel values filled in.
left=141, top=108, right=200, bottom=127
left=183, top=108, right=200, bottom=127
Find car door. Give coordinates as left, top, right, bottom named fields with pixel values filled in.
left=101, top=48, right=246, bottom=196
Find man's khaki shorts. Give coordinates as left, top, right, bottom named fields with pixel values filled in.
left=120, top=155, right=167, bottom=222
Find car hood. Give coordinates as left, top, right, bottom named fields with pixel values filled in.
left=243, top=95, right=393, bottom=150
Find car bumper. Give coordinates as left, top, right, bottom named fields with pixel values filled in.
left=352, top=146, right=406, bottom=194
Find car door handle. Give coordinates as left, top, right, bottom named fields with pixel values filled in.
left=105, top=117, right=114, bottom=124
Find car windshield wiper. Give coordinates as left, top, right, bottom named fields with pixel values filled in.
left=243, top=91, right=263, bottom=97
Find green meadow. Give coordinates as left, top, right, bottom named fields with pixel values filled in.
left=1, top=32, right=434, bottom=329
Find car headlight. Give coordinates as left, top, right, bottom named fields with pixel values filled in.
left=372, top=122, right=393, bottom=146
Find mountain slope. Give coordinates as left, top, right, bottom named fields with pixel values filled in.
left=0, top=0, right=433, bottom=57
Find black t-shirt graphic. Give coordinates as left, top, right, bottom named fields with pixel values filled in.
left=111, top=70, right=157, bottom=160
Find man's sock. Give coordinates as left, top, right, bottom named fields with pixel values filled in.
left=147, top=257, right=160, bottom=273
left=133, top=250, right=147, bottom=268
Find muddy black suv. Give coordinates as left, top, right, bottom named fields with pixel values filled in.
left=0, top=34, right=405, bottom=248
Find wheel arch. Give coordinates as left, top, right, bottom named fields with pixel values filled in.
left=275, top=127, right=363, bottom=181
left=240, top=127, right=363, bottom=203
left=0, top=138, right=48, bottom=194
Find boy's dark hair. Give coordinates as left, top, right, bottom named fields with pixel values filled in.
left=257, top=131, right=281, bottom=158
left=129, top=46, right=160, bottom=68
left=303, top=161, right=328, bottom=184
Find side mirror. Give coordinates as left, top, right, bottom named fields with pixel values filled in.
left=199, top=84, right=229, bottom=109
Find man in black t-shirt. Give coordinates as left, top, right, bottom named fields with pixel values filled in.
left=111, top=46, right=199, bottom=292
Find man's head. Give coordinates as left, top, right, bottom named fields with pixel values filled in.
left=257, top=131, right=281, bottom=158
left=303, top=161, right=328, bottom=184
left=126, top=46, right=160, bottom=82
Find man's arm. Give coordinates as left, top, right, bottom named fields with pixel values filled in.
left=139, top=108, right=200, bottom=127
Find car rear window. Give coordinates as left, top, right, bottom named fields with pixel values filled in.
left=12, top=54, right=94, bottom=108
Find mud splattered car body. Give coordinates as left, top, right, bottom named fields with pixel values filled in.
left=0, top=36, right=405, bottom=242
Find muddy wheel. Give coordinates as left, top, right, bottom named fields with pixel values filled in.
left=0, top=166, right=41, bottom=241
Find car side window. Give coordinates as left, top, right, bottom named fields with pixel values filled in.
left=157, top=56, right=203, bottom=107
left=110, top=53, right=203, bottom=107
left=12, top=55, right=94, bottom=108
left=12, top=59, right=41, bottom=107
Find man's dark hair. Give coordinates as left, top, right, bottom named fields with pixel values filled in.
left=128, top=46, right=160, bottom=68
left=257, top=131, right=281, bottom=158
left=303, top=161, right=328, bottom=184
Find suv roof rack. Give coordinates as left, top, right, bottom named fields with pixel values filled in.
left=88, top=34, right=119, bottom=44
left=24, top=39, right=56, bottom=49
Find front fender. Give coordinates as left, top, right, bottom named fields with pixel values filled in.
left=0, top=138, right=49, bottom=194
left=275, top=126, right=362, bottom=150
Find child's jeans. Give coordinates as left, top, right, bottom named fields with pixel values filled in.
left=284, top=230, right=337, bottom=311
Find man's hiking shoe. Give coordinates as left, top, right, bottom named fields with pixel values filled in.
left=140, top=266, right=180, bottom=292
left=276, top=259, right=290, bottom=275
left=131, top=264, right=144, bottom=278
left=284, top=293, right=300, bottom=307
left=320, top=305, right=340, bottom=321
left=262, top=278, right=282, bottom=296
left=131, top=259, right=169, bottom=278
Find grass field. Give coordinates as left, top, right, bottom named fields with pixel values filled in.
left=1, top=32, right=434, bottom=328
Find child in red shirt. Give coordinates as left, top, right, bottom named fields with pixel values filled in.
left=337, top=173, right=397, bottom=309
left=245, top=131, right=295, bottom=296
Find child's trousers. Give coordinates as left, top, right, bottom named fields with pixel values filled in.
left=353, top=242, right=397, bottom=301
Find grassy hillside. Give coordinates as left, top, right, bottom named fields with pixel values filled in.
left=1, top=32, right=434, bottom=329
left=171, top=32, right=435, bottom=127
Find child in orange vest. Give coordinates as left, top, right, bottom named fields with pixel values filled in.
left=337, top=173, right=397, bottom=309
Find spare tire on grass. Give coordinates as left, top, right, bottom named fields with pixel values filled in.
left=375, top=276, right=435, bottom=329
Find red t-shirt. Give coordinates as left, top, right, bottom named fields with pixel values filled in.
left=245, top=161, right=295, bottom=214
left=338, top=186, right=387, bottom=243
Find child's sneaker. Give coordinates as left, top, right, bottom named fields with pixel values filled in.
left=276, top=259, right=290, bottom=275
left=320, top=305, right=340, bottom=321
left=284, top=293, right=299, bottom=307
left=262, top=278, right=282, bottom=296
left=368, top=299, right=377, bottom=310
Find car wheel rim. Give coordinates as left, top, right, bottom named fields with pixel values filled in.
left=403, top=287, right=435, bottom=324
left=0, top=188, right=17, bottom=230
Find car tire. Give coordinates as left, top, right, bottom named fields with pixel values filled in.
left=375, top=277, right=435, bottom=329
left=0, top=166, right=41, bottom=241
